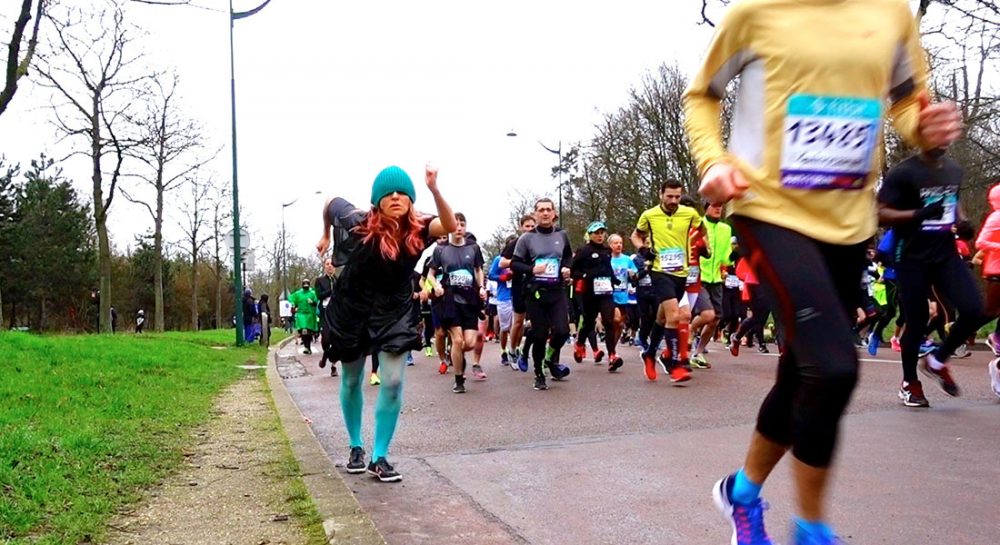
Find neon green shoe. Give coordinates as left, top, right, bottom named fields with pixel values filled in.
left=690, top=354, right=711, bottom=369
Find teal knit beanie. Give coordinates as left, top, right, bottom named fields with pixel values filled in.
left=370, top=166, right=416, bottom=207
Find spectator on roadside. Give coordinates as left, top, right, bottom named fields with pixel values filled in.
left=135, top=309, right=146, bottom=334
left=258, top=294, right=272, bottom=346
left=242, top=288, right=259, bottom=342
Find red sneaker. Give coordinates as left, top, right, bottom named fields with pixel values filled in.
left=729, top=334, right=740, bottom=357
left=670, top=365, right=692, bottom=384
left=643, top=352, right=657, bottom=381
left=919, top=357, right=960, bottom=397
left=438, top=361, right=448, bottom=375
left=573, top=344, right=585, bottom=363
left=593, top=349, right=605, bottom=363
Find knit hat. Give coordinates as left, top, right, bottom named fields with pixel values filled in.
left=370, top=166, right=416, bottom=206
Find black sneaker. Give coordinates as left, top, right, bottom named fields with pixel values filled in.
left=367, top=457, right=402, bottom=482
left=608, top=354, right=624, bottom=372
left=533, top=375, right=548, bottom=391
left=330, top=364, right=338, bottom=377
left=346, top=447, right=366, bottom=473
left=453, top=377, right=466, bottom=394
left=757, top=345, right=769, bottom=354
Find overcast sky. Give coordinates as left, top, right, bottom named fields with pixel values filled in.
left=2, top=0, right=926, bottom=270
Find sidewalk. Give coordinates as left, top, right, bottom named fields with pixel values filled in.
left=265, top=338, right=386, bottom=545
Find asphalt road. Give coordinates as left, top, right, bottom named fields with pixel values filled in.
left=277, top=336, right=1000, bottom=545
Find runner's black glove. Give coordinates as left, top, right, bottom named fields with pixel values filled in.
left=914, top=202, right=944, bottom=221
left=638, top=246, right=655, bottom=262
left=955, top=220, right=975, bottom=241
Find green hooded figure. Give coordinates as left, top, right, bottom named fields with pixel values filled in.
left=289, top=278, right=319, bottom=353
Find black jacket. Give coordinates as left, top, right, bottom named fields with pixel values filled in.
left=323, top=197, right=436, bottom=362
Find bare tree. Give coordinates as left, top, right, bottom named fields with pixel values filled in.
left=122, top=71, right=212, bottom=331
left=176, top=175, right=213, bottom=330
left=34, top=0, right=147, bottom=332
left=208, top=183, right=231, bottom=329
left=2, top=0, right=44, bottom=117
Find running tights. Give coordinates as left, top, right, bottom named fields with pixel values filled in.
left=577, top=293, right=616, bottom=355
left=733, top=216, right=862, bottom=468
left=896, top=255, right=987, bottom=383
left=734, top=289, right=768, bottom=346
left=525, top=289, right=570, bottom=376
left=340, top=351, right=405, bottom=460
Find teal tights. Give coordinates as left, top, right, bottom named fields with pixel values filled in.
left=340, top=351, right=406, bottom=460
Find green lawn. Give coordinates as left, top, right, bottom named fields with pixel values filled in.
left=0, top=329, right=283, bottom=545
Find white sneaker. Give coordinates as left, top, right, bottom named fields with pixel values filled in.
left=953, top=344, right=970, bottom=359
left=989, top=357, right=1000, bottom=399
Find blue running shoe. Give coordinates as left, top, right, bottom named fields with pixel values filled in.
left=517, top=353, right=529, bottom=373
left=712, top=473, right=773, bottom=545
left=918, top=340, right=938, bottom=358
left=866, top=331, right=878, bottom=356
left=405, top=352, right=414, bottom=366
left=549, top=363, right=571, bottom=380
left=792, top=520, right=842, bottom=545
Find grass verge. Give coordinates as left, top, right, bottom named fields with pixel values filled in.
left=0, top=329, right=283, bottom=544
left=262, top=377, right=329, bottom=545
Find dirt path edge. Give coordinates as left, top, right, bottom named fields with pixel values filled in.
left=267, top=338, right=387, bottom=545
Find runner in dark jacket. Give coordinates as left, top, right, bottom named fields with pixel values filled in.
left=316, top=165, right=456, bottom=483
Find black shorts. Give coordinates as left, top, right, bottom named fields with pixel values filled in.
left=650, top=271, right=688, bottom=305
left=486, top=303, right=498, bottom=317
left=512, top=281, right=527, bottom=314
left=440, top=302, right=480, bottom=331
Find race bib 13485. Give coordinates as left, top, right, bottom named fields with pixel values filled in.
left=780, top=94, right=881, bottom=190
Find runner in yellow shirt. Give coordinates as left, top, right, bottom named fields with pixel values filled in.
left=631, top=179, right=699, bottom=384
left=683, top=1, right=962, bottom=544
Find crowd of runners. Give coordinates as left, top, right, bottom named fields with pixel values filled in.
left=297, top=1, right=999, bottom=544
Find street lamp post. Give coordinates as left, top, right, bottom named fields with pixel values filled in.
left=507, top=131, right=563, bottom=227
left=280, top=190, right=320, bottom=301
left=280, top=199, right=296, bottom=300
left=229, top=0, right=273, bottom=345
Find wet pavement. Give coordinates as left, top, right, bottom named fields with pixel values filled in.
left=276, top=337, right=1000, bottom=545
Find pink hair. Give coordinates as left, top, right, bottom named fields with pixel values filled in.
left=353, top=207, right=427, bottom=260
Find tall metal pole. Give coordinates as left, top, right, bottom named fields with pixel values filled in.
left=557, top=141, right=563, bottom=228
left=229, top=0, right=244, bottom=345
left=281, top=203, right=288, bottom=299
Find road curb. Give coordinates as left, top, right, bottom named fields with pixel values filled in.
left=266, top=337, right=387, bottom=545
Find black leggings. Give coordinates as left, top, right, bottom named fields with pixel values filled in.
left=422, top=312, right=434, bottom=347
left=733, top=216, right=863, bottom=468
left=719, top=289, right=745, bottom=337
left=896, top=255, right=987, bottom=383
left=577, top=292, right=616, bottom=355
left=734, top=288, right=768, bottom=346
left=871, top=280, right=898, bottom=341
left=637, top=294, right=658, bottom=345
left=525, top=288, right=571, bottom=376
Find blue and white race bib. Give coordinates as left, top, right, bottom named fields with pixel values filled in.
left=449, top=269, right=474, bottom=288
left=535, top=257, right=560, bottom=283
left=781, top=94, right=881, bottom=190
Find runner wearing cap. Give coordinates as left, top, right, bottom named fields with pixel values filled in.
left=571, top=222, right=625, bottom=370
